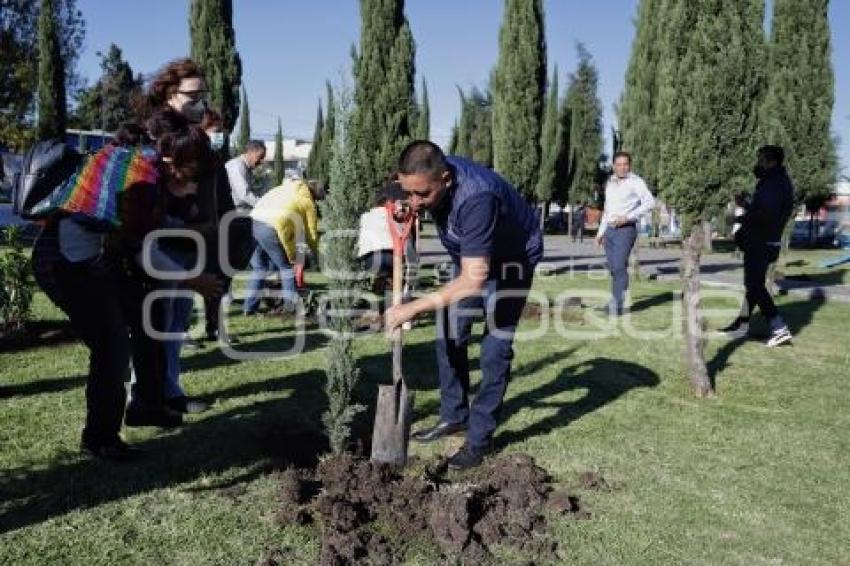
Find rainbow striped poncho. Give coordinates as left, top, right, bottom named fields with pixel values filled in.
left=35, top=145, right=161, bottom=228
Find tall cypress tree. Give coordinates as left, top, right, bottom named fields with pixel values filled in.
left=492, top=0, right=546, bottom=199
left=536, top=66, right=561, bottom=216
left=236, top=85, right=250, bottom=153
left=416, top=78, right=430, bottom=140
left=273, top=118, right=284, bottom=185
left=452, top=87, right=493, bottom=167
left=655, top=0, right=764, bottom=397
left=447, top=120, right=459, bottom=155
left=316, top=81, right=336, bottom=187
left=36, top=0, right=66, bottom=140
left=565, top=45, right=604, bottom=207
left=351, top=0, right=416, bottom=212
left=760, top=0, right=836, bottom=238
left=618, top=0, right=664, bottom=187
left=306, top=102, right=325, bottom=179
left=189, top=0, right=242, bottom=146
left=454, top=88, right=472, bottom=158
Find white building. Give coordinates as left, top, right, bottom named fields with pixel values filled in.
left=261, top=138, right=313, bottom=177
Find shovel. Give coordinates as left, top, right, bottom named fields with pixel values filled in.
left=371, top=205, right=415, bottom=466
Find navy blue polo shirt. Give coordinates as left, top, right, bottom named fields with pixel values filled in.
left=432, top=156, right=543, bottom=270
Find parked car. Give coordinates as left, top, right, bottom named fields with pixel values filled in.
left=790, top=219, right=839, bottom=248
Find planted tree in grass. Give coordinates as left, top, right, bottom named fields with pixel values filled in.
left=654, top=0, right=764, bottom=397
left=492, top=0, right=546, bottom=200
left=760, top=0, right=836, bottom=244
left=36, top=0, right=66, bottom=140
left=320, top=86, right=364, bottom=453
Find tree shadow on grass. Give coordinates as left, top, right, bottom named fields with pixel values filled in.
left=707, top=296, right=826, bottom=383
left=629, top=291, right=678, bottom=314
left=0, top=369, right=330, bottom=534
left=495, top=357, right=660, bottom=449
left=1, top=374, right=86, bottom=399
left=0, top=337, right=449, bottom=534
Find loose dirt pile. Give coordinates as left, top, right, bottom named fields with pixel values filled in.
left=264, top=452, right=589, bottom=565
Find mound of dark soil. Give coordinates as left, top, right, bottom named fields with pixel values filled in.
left=271, top=452, right=587, bottom=565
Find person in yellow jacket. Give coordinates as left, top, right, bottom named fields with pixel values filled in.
left=243, top=178, right=325, bottom=315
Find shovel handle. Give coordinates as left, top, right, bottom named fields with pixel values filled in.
left=392, top=248, right=403, bottom=384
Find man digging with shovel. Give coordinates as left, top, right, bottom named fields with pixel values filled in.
left=385, top=141, right=543, bottom=470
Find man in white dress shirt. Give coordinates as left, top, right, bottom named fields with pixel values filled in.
left=595, top=152, right=655, bottom=315
left=225, top=140, right=266, bottom=211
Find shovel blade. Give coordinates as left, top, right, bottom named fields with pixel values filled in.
left=370, top=381, right=415, bottom=466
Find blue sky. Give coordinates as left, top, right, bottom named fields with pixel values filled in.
left=75, top=0, right=849, bottom=175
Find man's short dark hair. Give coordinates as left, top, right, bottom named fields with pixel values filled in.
left=245, top=140, right=266, bottom=155
left=306, top=179, right=327, bottom=201
left=398, top=140, right=448, bottom=179
left=613, top=151, right=632, bottom=164
left=757, top=145, right=785, bottom=166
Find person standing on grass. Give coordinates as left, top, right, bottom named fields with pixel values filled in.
left=595, top=151, right=655, bottom=316
left=720, top=145, right=795, bottom=347
left=386, top=141, right=543, bottom=471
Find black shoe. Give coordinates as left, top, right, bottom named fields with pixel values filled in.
left=719, top=317, right=750, bottom=339
left=411, top=421, right=467, bottom=443
left=166, top=396, right=210, bottom=414
left=81, top=438, right=143, bottom=462
left=447, top=443, right=485, bottom=471
left=124, top=405, right=183, bottom=428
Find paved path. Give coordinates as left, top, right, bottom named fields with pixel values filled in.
left=418, top=231, right=850, bottom=303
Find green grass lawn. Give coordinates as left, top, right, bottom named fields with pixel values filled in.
left=1, top=273, right=849, bottom=564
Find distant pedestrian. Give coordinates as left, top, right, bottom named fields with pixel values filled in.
left=572, top=204, right=587, bottom=243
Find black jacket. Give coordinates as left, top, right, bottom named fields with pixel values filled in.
left=738, top=167, right=795, bottom=246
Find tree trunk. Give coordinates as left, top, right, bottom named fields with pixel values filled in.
left=808, top=210, right=818, bottom=246
left=566, top=202, right=573, bottom=239
left=540, top=200, right=549, bottom=231
left=682, top=223, right=714, bottom=397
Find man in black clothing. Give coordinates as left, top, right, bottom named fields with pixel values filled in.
left=721, top=145, right=795, bottom=347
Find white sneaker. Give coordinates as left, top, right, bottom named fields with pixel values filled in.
left=766, top=326, right=792, bottom=347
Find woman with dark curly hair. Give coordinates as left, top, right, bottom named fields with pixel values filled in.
left=137, top=58, right=209, bottom=127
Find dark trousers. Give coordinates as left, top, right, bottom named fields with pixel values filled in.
left=436, top=263, right=533, bottom=450
left=53, top=258, right=129, bottom=445
left=604, top=224, right=637, bottom=314
left=123, top=276, right=167, bottom=411
left=743, top=243, right=781, bottom=324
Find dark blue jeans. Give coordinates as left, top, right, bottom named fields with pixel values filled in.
left=436, top=262, right=533, bottom=451
left=243, top=221, right=297, bottom=314
left=604, top=224, right=637, bottom=314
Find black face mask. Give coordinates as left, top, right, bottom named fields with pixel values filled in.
left=753, top=164, right=768, bottom=179
left=180, top=99, right=206, bottom=124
